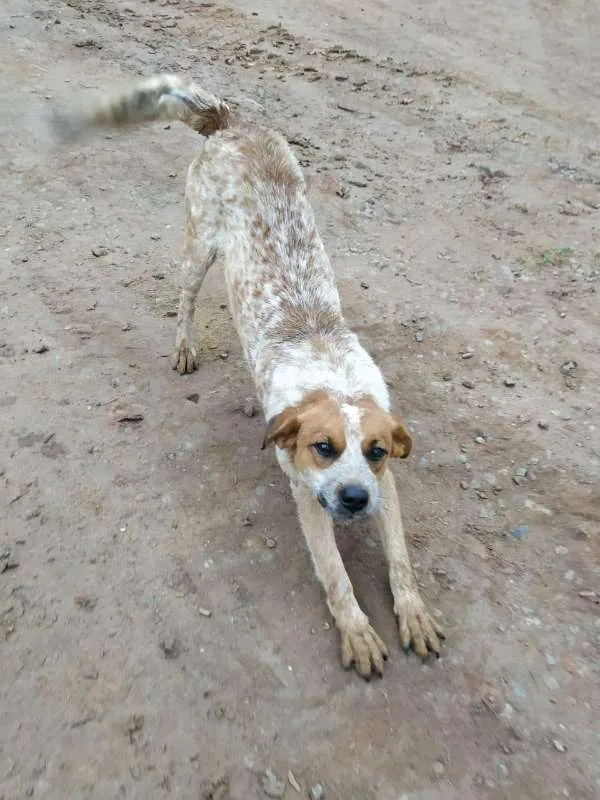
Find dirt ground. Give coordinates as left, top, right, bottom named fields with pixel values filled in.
left=1, top=0, right=599, bottom=797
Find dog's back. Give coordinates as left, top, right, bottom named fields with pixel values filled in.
left=51, top=75, right=344, bottom=380
left=186, top=126, right=342, bottom=366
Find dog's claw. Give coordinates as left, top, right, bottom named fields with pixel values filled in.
left=396, top=593, right=444, bottom=658
left=340, top=624, right=388, bottom=679
left=171, top=340, right=198, bottom=374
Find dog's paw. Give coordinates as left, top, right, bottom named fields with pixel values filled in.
left=395, top=592, right=444, bottom=658
left=340, top=624, right=388, bottom=679
left=171, top=340, right=198, bottom=374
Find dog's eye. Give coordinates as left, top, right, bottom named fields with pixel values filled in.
left=366, top=446, right=387, bottom=462
left=314, top=441, right=335, bottom=458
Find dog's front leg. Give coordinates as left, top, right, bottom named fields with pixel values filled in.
left=291, top=482, right=388, bottom=678
left=376, top=469, right=444, bottom=657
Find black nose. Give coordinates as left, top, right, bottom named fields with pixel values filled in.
left=338, top=484, right=369, bottom=513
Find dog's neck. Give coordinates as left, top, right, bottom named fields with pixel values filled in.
left=259, top=331, right=390, bottom=420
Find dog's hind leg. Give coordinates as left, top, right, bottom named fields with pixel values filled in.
left=171, top=202, right=218, bottom=374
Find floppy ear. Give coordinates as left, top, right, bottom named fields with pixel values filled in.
left=390, top=417, right=412, bottom=458
left=261, top=406, right=300, bottom=451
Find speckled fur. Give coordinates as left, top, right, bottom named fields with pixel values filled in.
left=177, top=125, right=390, bottom=424
left=52, top=74, right=444, bottom=677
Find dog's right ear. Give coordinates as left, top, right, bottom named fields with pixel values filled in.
left=262, top=407, right=300, bottom=451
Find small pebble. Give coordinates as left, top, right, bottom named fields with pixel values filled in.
left=265, top=537, right=277, bottom=549
left=555, top=545, right=568, bottom=556
left=309, top=784, right=325, bottom=800
left=74, top=594, right=97, bottom=611
left=462, top=379, right=475, bottom=389
left=360, top=281, right=369, bottom=289
left=159, top=636, right=182, bottom=660
left=414, top=332, right=424, bottom=342
left=111, top=403, right=145, bottom=424
left=461, top=351, right=474, bottom=359
left=503, top=377, right=517, bottom=387
left=81, top=664, right=99, bottom=680
left=91, top=246, right=108, bottom=257
left=261, top=768, right=286, bottom=798
left=460, top=480, right=469, bottom=490
left=287, top=770, right=302, bottom=793
left=0, top=550, right=19, bottom=571
left=510, top=525, right=528, bottom=541
left=474, top=435, right=486, bottom=444
left=242, top=399, right=256, bottom=417
left=32, top=342, right=49, bottom=354
left=125, top=713, right=144, bottom=737
left=218, top=352, right=229, bottom=360
left=433, top=761, right=445, bottom=777
left=552, top=739, right=567, bottom=753
left=560, top=360, right=577, bottom=375
left=512, top=466, right=528, bottom=485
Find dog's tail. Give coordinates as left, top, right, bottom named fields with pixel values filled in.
left=51, top=74, right=232, bottom=143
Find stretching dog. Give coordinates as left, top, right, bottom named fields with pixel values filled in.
left=52, top=75, right=444, bottom=677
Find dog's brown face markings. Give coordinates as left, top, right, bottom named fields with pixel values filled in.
left=263, top=391, right=412, bottom=515
left=356, top=397, right=412, bottom=475
left=264, top=391, right=411, bottom=467
left=263, top=391, right=345, bottom=469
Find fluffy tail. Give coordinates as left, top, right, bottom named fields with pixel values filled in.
left=51, top=74, right=232, bottom=142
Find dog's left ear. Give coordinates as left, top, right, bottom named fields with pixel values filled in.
left=390, top=417, right=413, bottom=458
left=262, top=406, right=300, bottom=451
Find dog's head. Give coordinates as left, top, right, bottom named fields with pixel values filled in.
left=262, top=391, right=411, bottom=519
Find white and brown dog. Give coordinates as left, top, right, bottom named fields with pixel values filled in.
left=52, top=75, right=444, bottom=678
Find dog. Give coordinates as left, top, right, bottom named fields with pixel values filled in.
left=51, top=75, right=444, bottom=678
